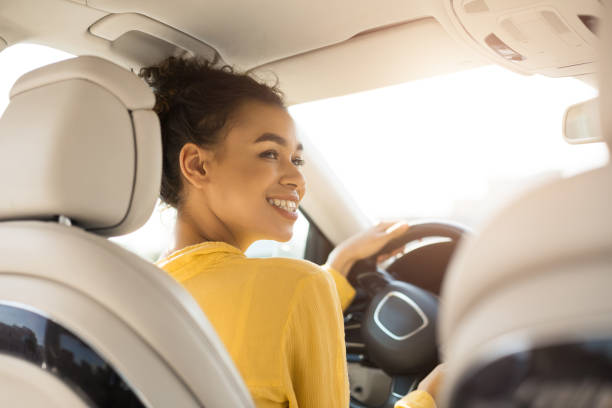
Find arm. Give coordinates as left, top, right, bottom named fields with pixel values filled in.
left=324, top=221, right=410, bottom=310
left=281, top=271, right=350, bottom=408
left=321, top=263, right=355, bottom=310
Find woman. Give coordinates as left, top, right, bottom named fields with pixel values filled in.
left=143, top=57, right=440, bottom=408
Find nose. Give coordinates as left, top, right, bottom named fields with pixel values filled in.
left=281, top=161, right=306, bottom=198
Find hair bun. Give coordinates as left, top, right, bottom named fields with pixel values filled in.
left=139, top=57, right=212, bottom=116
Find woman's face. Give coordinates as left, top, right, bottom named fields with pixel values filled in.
left=203, top=100, right=306, bottom=248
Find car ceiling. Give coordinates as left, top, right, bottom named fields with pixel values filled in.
left=88, top=0, right=444, bottom=68
left=0, top=0, right=603, bottom=104
left=0, top=0, right=489, bottom=104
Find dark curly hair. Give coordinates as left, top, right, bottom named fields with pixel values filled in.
left=139, top=56, right=285, bottom=208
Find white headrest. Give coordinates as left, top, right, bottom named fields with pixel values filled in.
left=0, top=56, right=161, bottom=236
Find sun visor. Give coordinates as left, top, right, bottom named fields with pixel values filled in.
left=447, top=0, right=603, bottom=77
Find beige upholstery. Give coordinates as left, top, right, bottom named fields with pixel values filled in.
left=440, top=164, right=612, bottom=344
left=437, top=8, right=612, bottom=407
left=0, top=221, right=254, bottom=407
left=438, top=164, right=612, bottom=405
left=0, top=56, right=254, bottom=407
left=0, top=355, right=87, bottom=408
left=0, top=56, right=160, bottom=236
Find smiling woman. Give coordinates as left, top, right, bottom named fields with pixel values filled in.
left=143, top=56, right=354, bottom=407
left=140, top=56, right=437, bottom=408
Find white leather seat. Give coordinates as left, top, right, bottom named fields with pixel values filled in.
left=437, top=14, right=612, bottom=408
left=0, top=56, right=254, bottom=407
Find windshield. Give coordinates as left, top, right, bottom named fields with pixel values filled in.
left=289, top=65, right=608, bottom=228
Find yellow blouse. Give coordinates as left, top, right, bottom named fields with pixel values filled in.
left=156, top=241, right=435, bottom=408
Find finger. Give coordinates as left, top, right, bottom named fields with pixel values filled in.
left=384, top=221, right=409, bottom=235
left=386, top=221, right=410, bottom=234
left=377, top=247, right=405, bottom=263
left=377, top=253, right=392, bottom=263
left=375, top=221, right=396, bottom=232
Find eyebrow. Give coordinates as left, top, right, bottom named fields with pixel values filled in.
left=254, top=133, right=303, bottom=151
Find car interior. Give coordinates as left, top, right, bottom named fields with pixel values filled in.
left=0, top=0, right=610, bottom=407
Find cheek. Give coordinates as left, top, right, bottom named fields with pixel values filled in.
left=214, top=162, right=273, bottom=206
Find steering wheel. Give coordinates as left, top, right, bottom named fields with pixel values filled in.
left=344, top=221, right=468, bottom=408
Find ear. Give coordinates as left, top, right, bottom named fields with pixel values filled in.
left=178, top=143, right=214, bottom=190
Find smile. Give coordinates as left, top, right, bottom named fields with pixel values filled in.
left=267, top=198, right=298, bottom=213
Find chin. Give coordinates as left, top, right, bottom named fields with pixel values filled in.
left=271, top=228, right=293, bottom=243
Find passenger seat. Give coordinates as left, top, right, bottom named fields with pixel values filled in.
left=0, top=56, right=254, bottom=407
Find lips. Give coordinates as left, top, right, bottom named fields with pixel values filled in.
left=267, top=198, right=298, bottom=212
left=267, top=197, right=299, bottom=220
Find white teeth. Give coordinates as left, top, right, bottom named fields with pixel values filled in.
left=267, top=198, right=298, bottom=213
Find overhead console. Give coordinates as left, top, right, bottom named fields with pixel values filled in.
left=446, top=0, right=603, bottom=77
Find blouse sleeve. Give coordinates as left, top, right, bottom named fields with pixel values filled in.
left=281, top=271, right=350, bottom=408
left=322, top=263, right=356, bottom=311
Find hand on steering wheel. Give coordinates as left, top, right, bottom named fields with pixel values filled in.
left=326, top=221, right=411, bottom=277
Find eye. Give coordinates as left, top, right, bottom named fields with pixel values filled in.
left=292, top=157, right=305, bottom=167
left=260, top=150, right=279, bottom=159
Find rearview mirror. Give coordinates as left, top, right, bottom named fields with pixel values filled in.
left=563, top=97, right=603, bottom=144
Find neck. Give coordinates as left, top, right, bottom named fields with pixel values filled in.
left=171, top=202, right=249, bottom=253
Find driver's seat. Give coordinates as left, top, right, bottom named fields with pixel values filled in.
left=0, top=56, right=254, bottom=407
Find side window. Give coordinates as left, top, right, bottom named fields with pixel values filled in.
left=111, top=202, right=176, bottom=262
left=0, top=44, right=74, bottom=116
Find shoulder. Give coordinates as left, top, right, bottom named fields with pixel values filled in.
left=244, top=257, right=337, bottom=302
left=246, top=257, right=330, bottom=282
